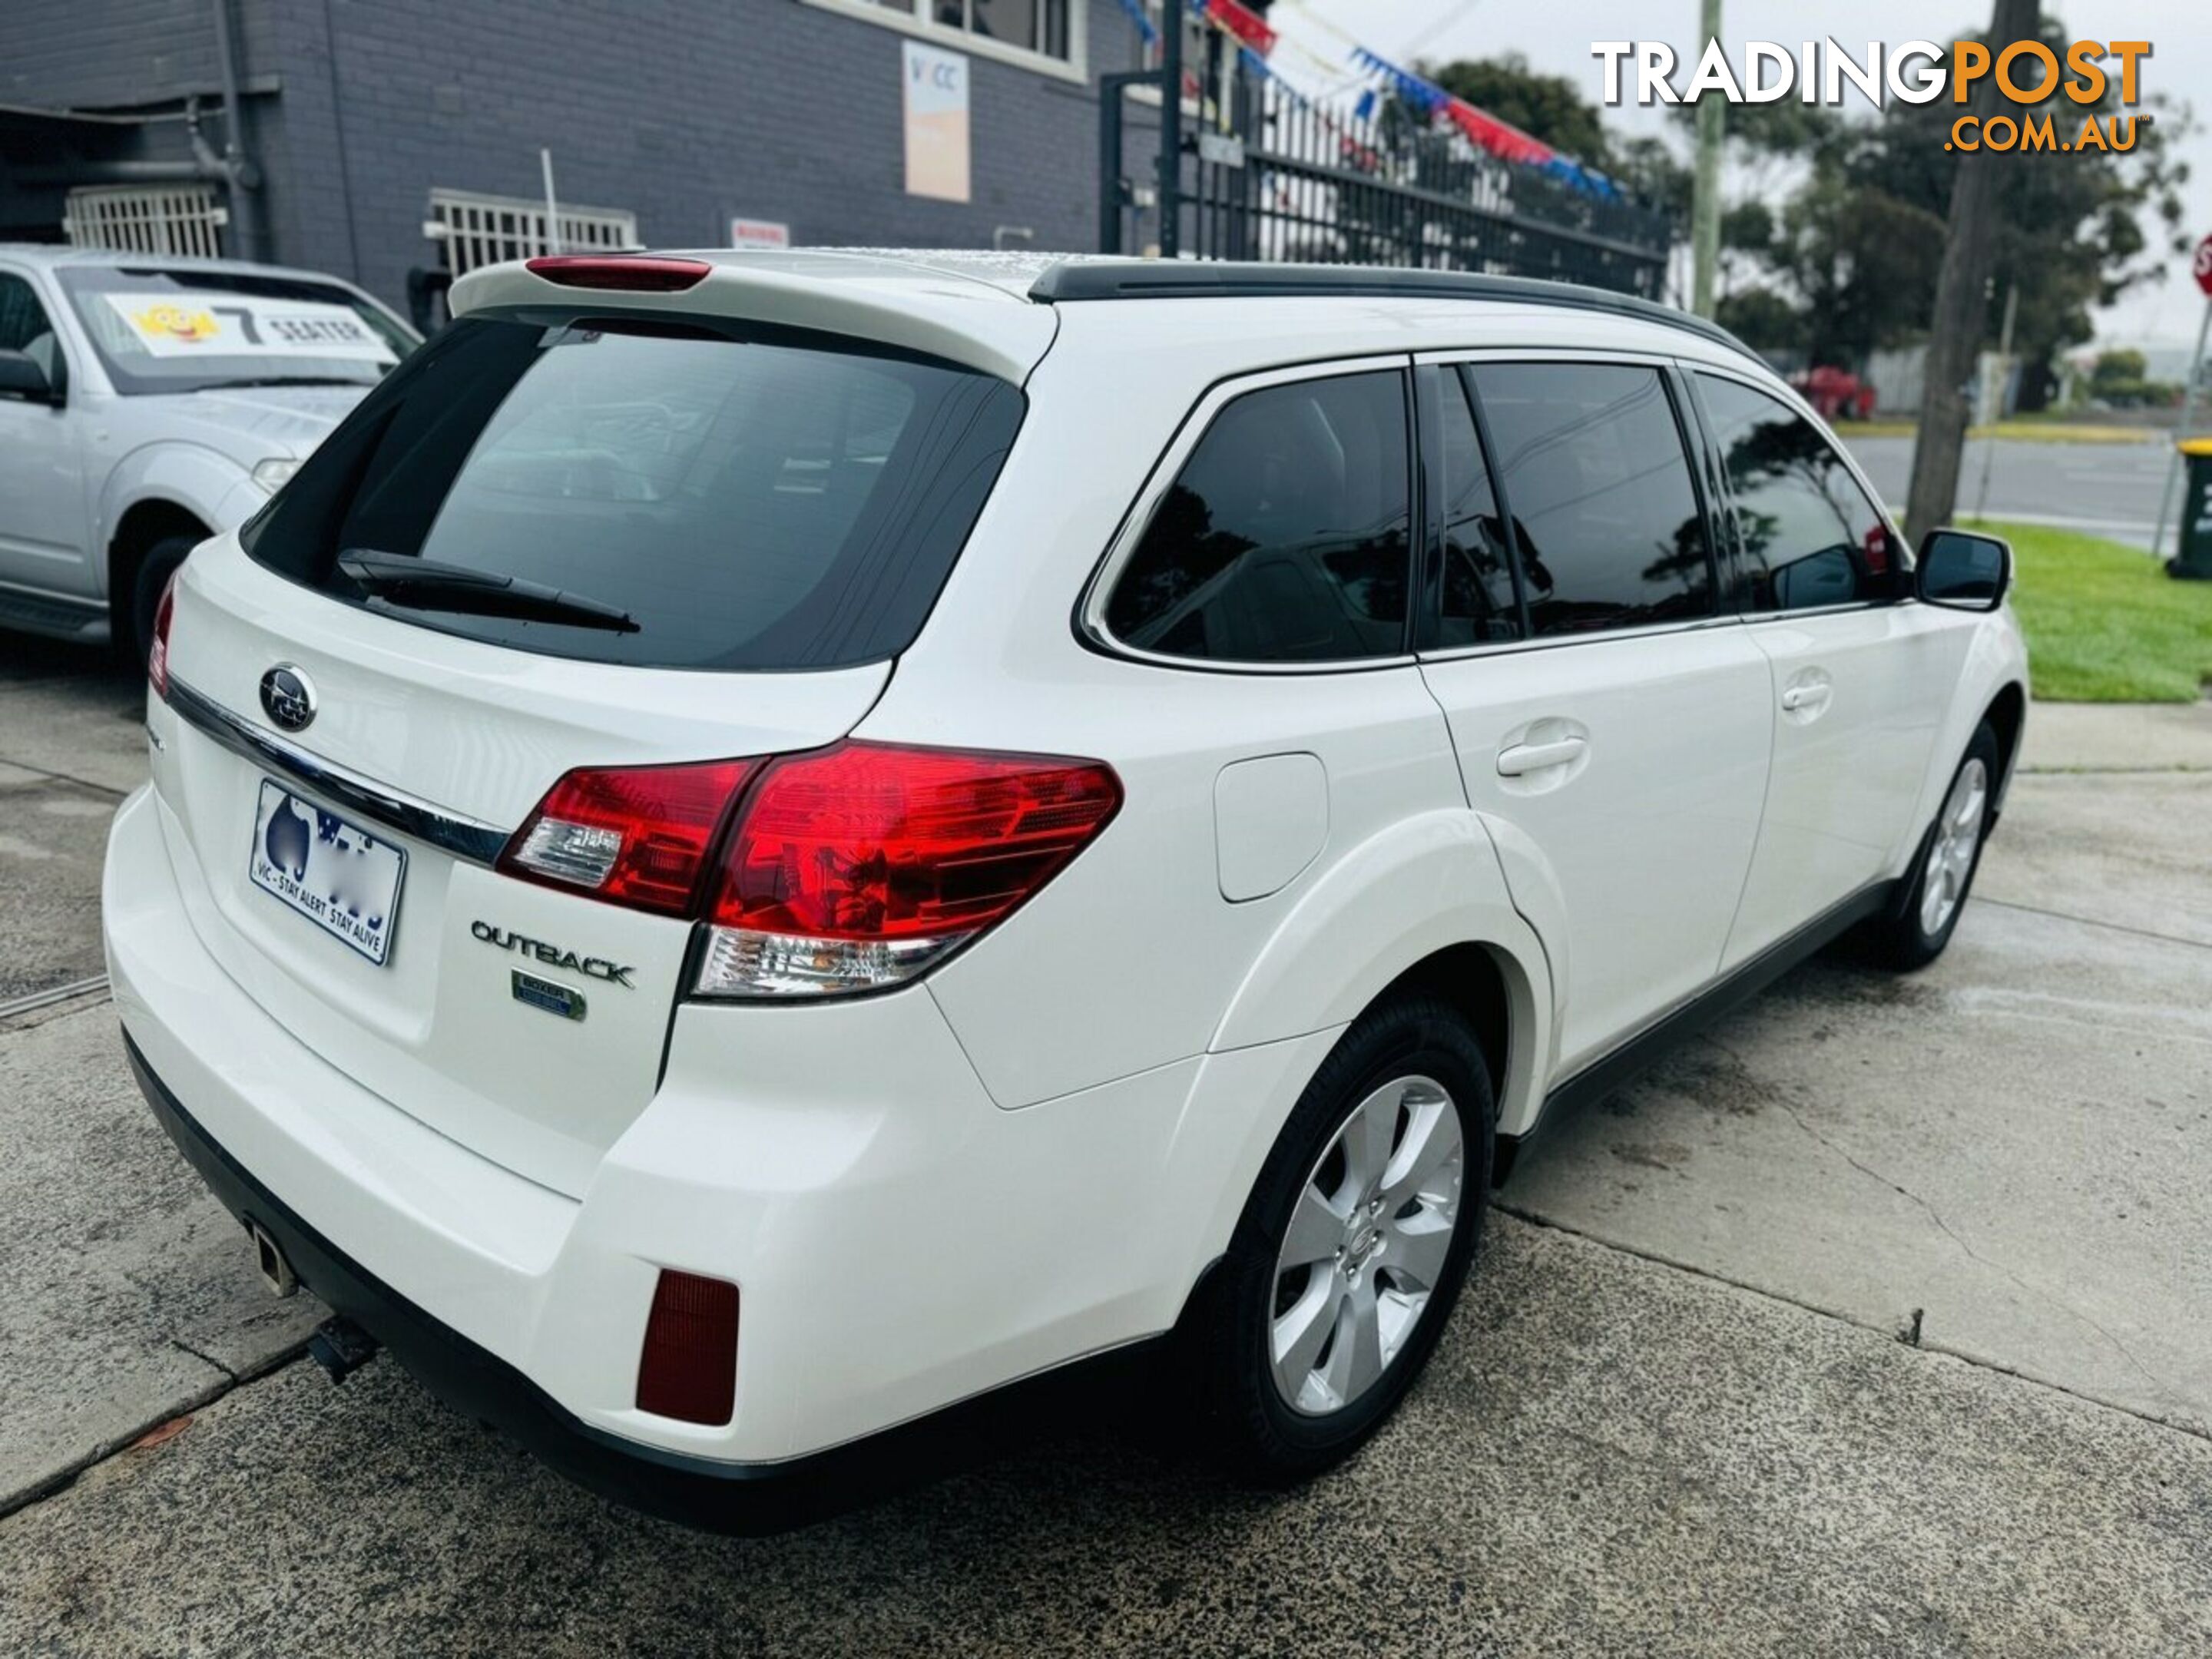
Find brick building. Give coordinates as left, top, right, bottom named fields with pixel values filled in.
left=2, top=0, right=1161, bottom=323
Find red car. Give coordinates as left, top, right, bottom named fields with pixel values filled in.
left=1790, top=364, right=1877, bottom=421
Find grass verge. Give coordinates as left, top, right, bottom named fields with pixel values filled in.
left=1968, top=518, right=2212, bottom=702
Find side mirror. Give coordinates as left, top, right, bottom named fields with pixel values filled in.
left=0, top=349, right=59, bottom=406
left=1916, top=528, right=2011, bottom=611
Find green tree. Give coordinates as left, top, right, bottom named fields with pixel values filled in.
left=1704, top=23, right=2193, bottom=393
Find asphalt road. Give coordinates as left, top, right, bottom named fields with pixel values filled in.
left=2, top=635, right=2209, bottom=1655
left=1839, top=433, right=2177, bottom=548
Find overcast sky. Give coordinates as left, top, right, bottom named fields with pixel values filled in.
left=1290, top=0, right=2210, bottom=346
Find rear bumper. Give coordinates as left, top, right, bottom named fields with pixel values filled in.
left=126, top=1032, right=1062, bottom=1533
left=104, top=780, right=1330, bottom=1521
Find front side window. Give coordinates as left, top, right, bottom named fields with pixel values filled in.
left=1104, top=370, right=1412, bottom=664
left=241, top=316, right=1025, bottom=671
left=1466, top=363, right=1713, bottom=637
left=0, top=273, right=65, bottom=390
left=1697, top=373, right=1901, bottom=611
left=58, top=264, right=417, bottom=396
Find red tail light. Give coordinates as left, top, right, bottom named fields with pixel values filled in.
left=524, top=255, right=711, bottom=292
left=498, top=742, right=1120, bottom=997
left=498, top=759, right=758, bottom=916
left=147, top=570, right=180, bottom=700
left=695, top=741, right=1121, bottom=998
left=634, top=1270, right=738, bottom=1426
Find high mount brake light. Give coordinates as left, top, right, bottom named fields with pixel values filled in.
left=147, top=569, right=180, bottom=701
left=696, top=741, right=1123, bottom=999
left=498, top=759, right=759, bottom=918
left=497, top=743, right=1122, bottom=998
left=523, top=255, right=712, bottom=293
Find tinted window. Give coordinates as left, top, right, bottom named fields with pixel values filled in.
left=1422, top=367, right=1518, bottom=649
left=1106, top=371, right=1412, bottom=663
left=0, top=274, right=62, bottom=386
left=1467, top=363, right=1712, bottom=637
left=242, top=316, right=1025, bottom=671
left=1697, top=374, right=1900, bottom=610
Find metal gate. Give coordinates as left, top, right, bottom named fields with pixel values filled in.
left=1104, top=76, right=1673, bottom=300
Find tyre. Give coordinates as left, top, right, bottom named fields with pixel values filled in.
left=1864, top=720, right=2001, bottom=971
left=126, top=535, right=198, bottom=670
left=1196, top=992, right=1494, bottom=1484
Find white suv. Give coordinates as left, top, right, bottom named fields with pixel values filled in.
left=103, top=250, right=2027, bottom=1529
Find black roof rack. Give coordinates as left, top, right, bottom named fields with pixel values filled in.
left=1027, top=261, right=1754, bottom=361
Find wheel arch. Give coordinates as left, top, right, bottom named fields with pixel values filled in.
left=108, top=498, right=213, bottom=604
left=1207, top=810, right=1554, bottom=1141
left=1981, top=680, right=2028, bottom=813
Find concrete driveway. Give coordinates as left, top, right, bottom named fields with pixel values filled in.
left=2, top=632, right=2207, bottom=1656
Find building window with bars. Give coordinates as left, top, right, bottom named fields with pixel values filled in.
left=422, top=190, right=640, bottom=277
left=64, top=185, right=230, bottom=259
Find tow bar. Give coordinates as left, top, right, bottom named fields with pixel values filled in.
left=307, top=1316, right=382, bottom=1384
left=245, top=1217, right=382, bottom=1382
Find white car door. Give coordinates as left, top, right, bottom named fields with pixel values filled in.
left=1416, top=359, right=1773, bottom=1078
left=1687, top=370, right=1962, bottom=972
left=0, top=268, right=91, bottom=601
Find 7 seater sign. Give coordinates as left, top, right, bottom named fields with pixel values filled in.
left=100, top=291, right=398, bottom=361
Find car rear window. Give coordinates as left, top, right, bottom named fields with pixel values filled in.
left=240, top=315, right=1025, bottom=671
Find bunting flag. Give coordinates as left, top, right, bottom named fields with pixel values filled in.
left=1203, top=0, right=1276, bottom=58
left=1109, top=5, right=1620, bottom=201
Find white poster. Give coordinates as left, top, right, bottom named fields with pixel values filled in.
left=100, top=293, right=397, bottom=362
left=902, top=41, right=971, bottom=204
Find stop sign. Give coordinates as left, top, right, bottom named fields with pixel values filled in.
left=2197, top=232, right=2212, bottom=297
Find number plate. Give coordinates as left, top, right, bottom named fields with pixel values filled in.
left=247, top=779, right=406, bottom=965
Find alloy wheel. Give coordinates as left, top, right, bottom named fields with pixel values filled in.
left=1268, top=1075, right=1466, bottom=1416
left=1919, top=757, right=1989, bottom=938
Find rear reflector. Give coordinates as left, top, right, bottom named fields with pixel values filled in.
left=147, top=569, right=180, bottom=701
left=634, top=1270, right=738, bottom=1426
left=524, top=255, right=711, bottom=293
left=695, top=741, right=1121, bottom=998
left=498, top=759, right=758, bottom=917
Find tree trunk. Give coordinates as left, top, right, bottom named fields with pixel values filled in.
left=1903, top=0, right=2040, bottom=545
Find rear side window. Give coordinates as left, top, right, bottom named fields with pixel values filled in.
left=1695, top=373, right=1900, bottom=611
left=1466, top=363, right=1713, bottom=637
left=242, top=316, right=1024, bottom=671
left=1104, top=369, right=1412, bottom=664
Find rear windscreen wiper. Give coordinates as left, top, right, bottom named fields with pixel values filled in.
left=336, top=549, right=641, bottom=633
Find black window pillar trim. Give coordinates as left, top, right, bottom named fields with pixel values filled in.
left=1666, top=362, right=1746, bottom=618
left=1453, top=363, right=1535, bottom=642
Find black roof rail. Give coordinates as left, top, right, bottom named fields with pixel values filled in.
left=1028, top=261, right=1755, bottom=362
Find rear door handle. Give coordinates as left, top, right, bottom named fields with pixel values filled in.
left=1496, top=736, right=1588, bottom=777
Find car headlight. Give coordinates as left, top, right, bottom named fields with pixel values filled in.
left=251, top=457, right=301, bottom=494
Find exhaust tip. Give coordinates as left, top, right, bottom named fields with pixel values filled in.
left=306, top=1316, right=381, bottom=1384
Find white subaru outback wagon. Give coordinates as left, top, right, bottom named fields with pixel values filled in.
left=104, top=250, right=2026, bottom=1529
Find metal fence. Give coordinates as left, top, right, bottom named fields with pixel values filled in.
left=1127, top=81, right=1674, bottom=300
left=64, top=184, right=227, bottom=258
